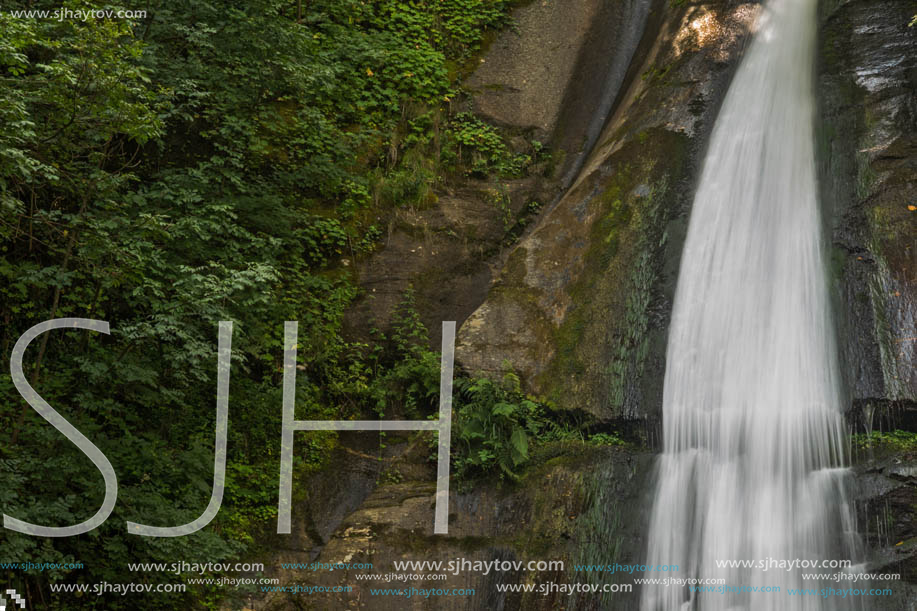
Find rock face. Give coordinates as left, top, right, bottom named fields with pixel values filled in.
left=250, top=2, right=916, bottom=610
left=851, top=441, right=917, bottom=610
left=260, top=444, right=653, bottom=611
left=819, top=0, right=917, bottom=415
left=817, top=1, right=917, bottom=607
left=465, top=0, right=612, bottom=138
left=249, top=3, right=763, bottom=610
left=457, top=0, right=761, bottom=426
left=346, top=0, right=658, bottom=346
left=344, top=181, right=514, bottom=345
left=466, top=0, right=653, bottom=184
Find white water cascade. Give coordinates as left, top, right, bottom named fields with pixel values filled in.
left=640, top=0, right=863, bottom=609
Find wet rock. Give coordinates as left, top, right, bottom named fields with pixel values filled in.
left=465, top=0, right=608, bottom=138
left=345, top=0, right=664, bottom=347
left=817, top=5, right=916, bottom=606
left=457, top=0, right=760, bottom=425
left=249, top=4, right=916, bottom=611
left=263, top=445, right=652, bottom=611
left=466, top=0, right=653, bottom=186
left=344, top=182, right=514, bottom=346
left=818, top=0, right=917, bottom=405
left=852, top=446, right=917, bottom=609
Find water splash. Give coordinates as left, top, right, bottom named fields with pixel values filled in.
left=640, top=0, right=863, bottom=608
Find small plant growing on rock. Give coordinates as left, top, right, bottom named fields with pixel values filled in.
left=452, top=371, right=547, bottom=482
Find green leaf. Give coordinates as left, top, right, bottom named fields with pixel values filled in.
left=510, top=427, right=529, bottom=465
left=492, top=402, right=516, bottom=417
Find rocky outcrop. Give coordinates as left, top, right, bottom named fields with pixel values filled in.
left=819, top=0, right=917, bottom=414
left=297, top=5, right=765, bottom=606
left=261, top=443, right=653, bottom=611
left=250, top=3, right=916, bottom=611
left=457, top=1, right=761, bottom=425
left=467, top=0, right=653, bottom=185
left=817, top=1, right=917, bottom=607
left=851, top=440, right=917, bottom=609
left=344, top=181, right=517, bottom=344
left=347, top=0, right=656, bottom=345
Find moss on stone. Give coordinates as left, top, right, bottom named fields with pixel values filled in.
left=539, top=129, right=688, bottom=421
left=853, top=429, right=917, bottom=454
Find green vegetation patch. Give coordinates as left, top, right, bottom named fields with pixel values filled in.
left=852, top=429, right=917, bottom=453
left=0, top=0, right=523, bottom=607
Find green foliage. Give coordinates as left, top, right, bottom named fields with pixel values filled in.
left=370, top=0, right=512, bottom=61
left=588, top=432, right=626, bottom=447
left=0, top=0, right=519, bottom=608
left=452, top=372, right=547, bottom=481
left=372, top=147, right=439, bottom=208
left=444, top=112, right=532, bottom=177
left=366, top=288, right=442, bottom=420
left=852, top=429, right=917, bottom=452
left=446, top=372, right=627, bottom=484
left=485, top=185, right=514, bottom=231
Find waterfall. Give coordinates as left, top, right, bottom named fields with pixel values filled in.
left=640, top=0, right=863, bottom=609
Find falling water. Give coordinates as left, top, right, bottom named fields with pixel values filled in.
left=640, top=0, right=863, bottom=609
